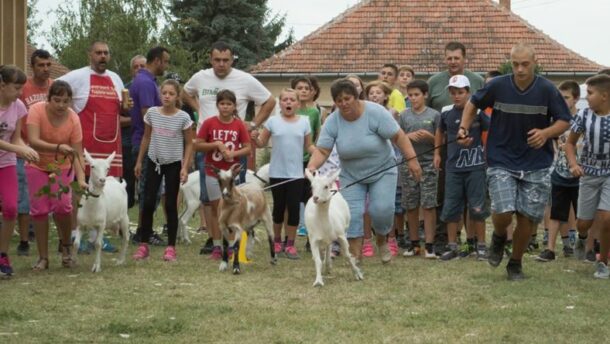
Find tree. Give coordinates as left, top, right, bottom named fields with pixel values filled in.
left=169, top=0, right=294, bottom=71
left=48, top=0, right=167, bottom=81
left=27, top=0, right=42, bottom=43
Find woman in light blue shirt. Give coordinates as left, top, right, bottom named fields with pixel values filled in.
left=307, top=79, right=422, bottom=263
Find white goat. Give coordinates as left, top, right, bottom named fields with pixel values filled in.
left=304, top=169, right=363, bottom=287
left=73, top=150, right=129, bottom=272
left=214, top=163, right=276, bottom=274
left=177, top=164, right=270, bottom=244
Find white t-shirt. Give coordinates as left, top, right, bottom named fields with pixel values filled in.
left=183, top=68, right=271, bottom=130
left=57, top=67, right=125, bottom=114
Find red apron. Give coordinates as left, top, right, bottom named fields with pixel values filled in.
left=79, top=74, right=123, bottom=177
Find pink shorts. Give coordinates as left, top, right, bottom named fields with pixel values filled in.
left=26, top=166, right=73, bottom=220
left=0, top=165, right=18, bottom=220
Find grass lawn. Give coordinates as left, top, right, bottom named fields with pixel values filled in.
left=1, top=206, right=609, bottom=344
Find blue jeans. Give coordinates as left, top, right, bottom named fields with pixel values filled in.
left=341, top=169, right=398, bottom=238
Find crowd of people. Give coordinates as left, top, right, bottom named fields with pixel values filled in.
left=0, top=39, right=609, bottom=282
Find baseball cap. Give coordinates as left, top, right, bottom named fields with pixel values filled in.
left=447, top=74, right=470, bottom=89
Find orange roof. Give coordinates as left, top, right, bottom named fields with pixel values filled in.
left=26, top=44, right=70, bottom=79
left=251, top=0, right=605, bottom=75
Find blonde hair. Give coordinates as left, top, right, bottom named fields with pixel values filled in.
left=398, top=65, right=415, bottom=77
left=279, top=87, right=298, bottom=101
left=160, top=79, right=182, bottom=108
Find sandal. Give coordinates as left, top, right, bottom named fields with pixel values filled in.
left=32, top=257, right=49, bottom=271
left=61, top=245, right=75, bottom=268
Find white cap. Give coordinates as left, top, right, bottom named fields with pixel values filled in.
left=447, top=74, right=470, bottom=89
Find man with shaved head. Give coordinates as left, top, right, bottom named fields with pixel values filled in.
left=457, top=43, right=572, bottom=280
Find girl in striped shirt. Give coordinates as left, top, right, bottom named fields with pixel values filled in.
left=134, top=79, right=194, bottom=261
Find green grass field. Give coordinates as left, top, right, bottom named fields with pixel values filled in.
left=1, top=206, right=609, bottom=344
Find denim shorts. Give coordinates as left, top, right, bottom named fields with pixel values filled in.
left=577, top=175, right=610, bottom=220
left=16, top=158, right=30, bottom=214
left=401, top=163, right=438, bottom=210
left=487, top=167, right=551, bottom=222
left=441, top=169, right=490, bottom=222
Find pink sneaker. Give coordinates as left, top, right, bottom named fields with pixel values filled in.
left=274, top=242, right=284, bottom=254
left=362, top=240, right=374, bottom=257
left=132, top=243, right=149, bottom=260
left=163, top=246, right=177, bottom=262
left=209, top=246, right=222, bottom=260
left=388, top=238, right=398, bottom=256
left=284, top=245, right=300, bottom=260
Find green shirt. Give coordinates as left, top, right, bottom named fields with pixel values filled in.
left=297, top=106, right=321, bottom=161
left=427, top=70, right=485, bottom=112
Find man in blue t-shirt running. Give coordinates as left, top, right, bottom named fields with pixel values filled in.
left=457, top=43, right=571, bottom=280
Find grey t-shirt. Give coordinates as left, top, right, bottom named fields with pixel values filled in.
left=399, top=106, right=440, bottom=165
left=317, top=101, right=399, bottom=183
left=264, top=115, right=311, bottom=179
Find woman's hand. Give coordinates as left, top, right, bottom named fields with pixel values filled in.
left=180, top=168, right=189, bottom=184
left=134, top=162, right=142, bottom=179
left=433, top=154, right=441, bottom=171
left=17, top=146, right=39, bottom=162
left=569, top=163, right=584, bottom=178
left=407, top=159, right=422, bottom=182
left=78, top=178, right=88, bottom=191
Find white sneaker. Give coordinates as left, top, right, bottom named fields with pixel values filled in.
left=424, top=248, right=436, bottom=259
left=379, top=243, right=392, bottom=264
left=593, top=261, right=609, bottom=279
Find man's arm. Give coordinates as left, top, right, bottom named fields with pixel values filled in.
left=251, top=95, right=276, bottom=128
left=527, top=120, right=570, bottom=149
left=182, top=91, right=200, bottom=116
left=456, top=100, right=478, bottom=146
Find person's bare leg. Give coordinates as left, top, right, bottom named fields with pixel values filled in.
left=348, top=237, right=363, bottom=262
left=33, top=218, right=49, bottom=261
left=512, top=213, right=535, bottom=260
left=406, top=208, right=419, bottom=243
left=423, top=207, right=436, bottom=244
left=18, top=214, right=29, bottom=242
left=0, top=219, right=16, bottom=254
left=597, top=210, right=610, bottom=264
left=492, top=212, right=512, bottom=237
left=547, top=219, right=561, bottom=252
left=54, top=213, right=73, bottom=264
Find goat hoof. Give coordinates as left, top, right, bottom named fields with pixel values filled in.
left=313, top=280, right=324, bottom=287
left=233, top=267, right=241, bottom=275
left=91, top=265, right=101, bottom=273
left=355, top=270, right=364, bottom=281
left=219, top=261, right=228, bottom=272
left=270, top=258, right=277, bottom=265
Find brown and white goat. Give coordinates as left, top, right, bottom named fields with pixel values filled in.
left=214, top=163, right=276, bottom=274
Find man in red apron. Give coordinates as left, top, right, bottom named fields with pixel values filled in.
left=58, top=41, right=128, bottom=253
left=59, top=41, right=126, bottom=177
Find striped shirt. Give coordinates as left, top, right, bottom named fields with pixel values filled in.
left=144, top=107, right=193, bottom=167
left=571, top=108, right=610, bottom=176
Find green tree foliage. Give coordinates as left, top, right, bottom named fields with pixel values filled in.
left=27, top=0, right=42, bottom=43
left=169, top=0, right=294, bottom=71
left=48, top=0, right=167, bottom=81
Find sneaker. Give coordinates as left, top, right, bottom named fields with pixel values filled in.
left=330, top=241, right=341, bottom=258
left=424, top=247, right=436, bottom=259
left=149, top=233, right=166, bottom=246
left=379, top=243, right=392, bottom=264
left=132, top=243, right=149, bottom=260
left=563, top=245, right=574, bottom=258
left=535, top=249, right=556, bottom=262
left=476, top=246, right=489, bottom=261
left=458, top=245, right=475, bottom=258
left=274, top=242, right=283, bottom=255
left=209, top=246, right=222, bottom=260
left=506, top=260, right=525, bottom=281
left=527, top=237, right=539, bottom=252
left=17, top=241, right=30, bottom=256
left=284, top=246, right=300, bottom=260
left=593, top=261, right=610, bottom=279
left=362, top=240, right=374, bottom=257
left=403, top=246, right=421, bottom=257
left=574, top=238, right=586, bottom=260
left=489, top=234, right=507, bottom=268
left=388, top=238, right=398, bottom=256
left=542, top=230, right=549, bottom=246
left=397, top=235, right=409, bottom=249
left=163, top=246, right=177, bottom=261
left=78, top=240, right=93, bottom=254
left=0, top=255, right=14, bottom=276
left=297, top=226, right=308, bottom=237
left=200, top=237, right=214, bottom=255
left=568, top=229, right=577, bottom=248
left=440, top=249, right=459, bottom=261
left=585, top=250, right=596, bottom=263
left=102, top=238, right=118, bottom=253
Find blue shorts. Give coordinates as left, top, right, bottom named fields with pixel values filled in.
left=197, top=152, right=210, bottom=203
left=16, top=158, right=30, bottom=214
left=441, top=169, right=490, bottom=222
left=487, top=167, right=551, bottom=222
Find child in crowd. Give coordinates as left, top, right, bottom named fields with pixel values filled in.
left=364, top=81, right=401, bottom=256
left=0, top=65, right=39, bottom=275
left=397, top=65, right=415, bottom=108
left=194, top=89, right=251, bottom=260
left=434, top=75, right=489, bottom=261
left=26, top=80, right=85, bottom=271
left=252, top=88, right=313, bottom=259
left=566, top=74, right=610, bottom=278
left=536, top=80, right=581, bottom=262
left=133, top=79, right=194, bottom=262
left=378, top=63, right=406, bottom=117
left=400, top=80, right=440, bottom=259
left=291, top=76, right=321, bottom=238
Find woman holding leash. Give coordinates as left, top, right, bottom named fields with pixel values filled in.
left=307, top=79, right=422, bottom=264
